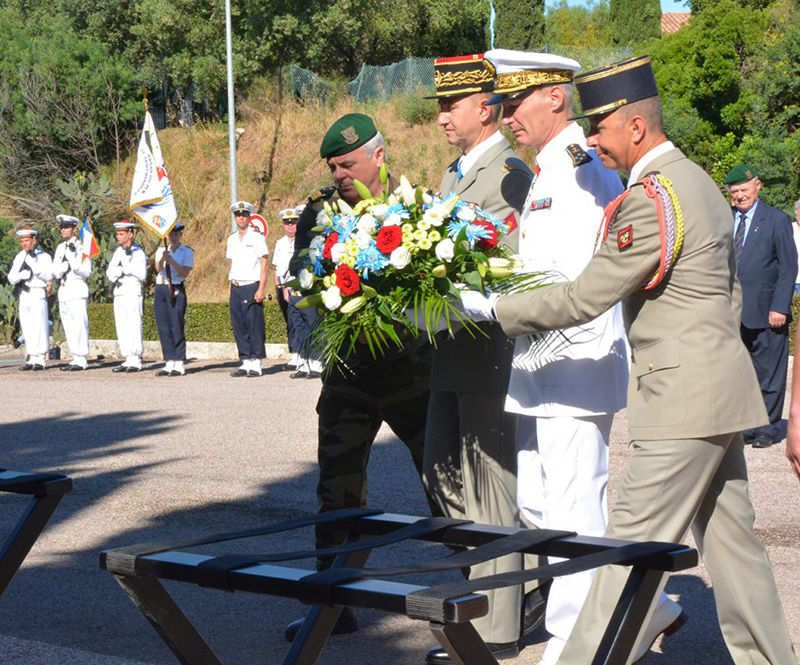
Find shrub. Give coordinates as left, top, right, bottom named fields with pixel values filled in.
left=395, top=90, right=439, bottom=126
left=88, top=300, right=288, bottom=344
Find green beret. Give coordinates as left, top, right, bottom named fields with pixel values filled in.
left=320, top=113, right=378, bottom=159
left=724, top=164, right=758, bottom=186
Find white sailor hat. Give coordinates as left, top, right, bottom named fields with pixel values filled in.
left=56, top=214, right=80, bottom=226
left=278, top=208, right=300, bottom=221
left=484, top=49, right=581, bottom=104
left=113, top=219, right=136, bottom=230
left=294, top=204, right=306, bottom=216
left=15, top=226, right=37, bottom=237
left=230, top=201, right=255, bottom=215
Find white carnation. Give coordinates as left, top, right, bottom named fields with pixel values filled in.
left=322, top=285, right=342, bottom=310
left=456, top=206, right=476, bottom=222
left=389, top=246, right=412, bottom=269
left=435, top=238, right=455, bottom=263
left=299, top=268, right=315, bottom=290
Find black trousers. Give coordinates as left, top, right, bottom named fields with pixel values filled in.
left=275, top=285, right=289, bottom=324
left=287, top=293, right=316, bottom=354
left=153, top=284, right=187, bottom=361
left=741, top=323, right=789, bottom=440
left=229, top=282, right=265, bottom=360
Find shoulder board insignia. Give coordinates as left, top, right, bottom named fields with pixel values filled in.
left=617, top=225, right=633, bottom=250
left=566, top=144, right=592, bottom=167
left=504, top=211, right=518, bottom=233
left=309, top=186, right=336, bottom=204
left=530, top=198, right=552, bottom=211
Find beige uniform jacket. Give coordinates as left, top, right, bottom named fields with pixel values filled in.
left=496, top=147, right=767, bottom=440
left=432, top=134, right=532, bottom=392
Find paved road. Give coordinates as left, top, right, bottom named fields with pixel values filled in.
left=0, top=355, right=798, bottom=664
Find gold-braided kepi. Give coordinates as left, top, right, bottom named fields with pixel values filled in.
left=423, top=54, right=495, bottom=99
left=571, top=55, right=659, bottom=120
left=484, top=49, right=581, bottom=105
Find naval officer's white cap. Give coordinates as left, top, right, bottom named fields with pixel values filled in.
left=56, top=214, right=80, bottom=226
left=484, top=49, right=581, bottom=104
left=230, top=201, right=255, bottom=215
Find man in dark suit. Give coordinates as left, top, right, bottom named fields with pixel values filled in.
left=725, top=165, right=798, bottom=449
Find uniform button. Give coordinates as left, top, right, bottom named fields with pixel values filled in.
left=522, top=231, right=526, bottom=238
left=648, top=363, right=654, bottom=371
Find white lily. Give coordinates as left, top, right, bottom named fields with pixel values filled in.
left=400, top=175, right=416, bottom=206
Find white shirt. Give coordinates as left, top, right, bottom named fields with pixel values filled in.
left=52, top=239, right=92, bottom=300
left=155, top=243, right=194, bottom=285
left=272, top=235, right=295, bottom=283
left=792, top=222, right=800, bottom=281
left=8, top=248, right=52, bottom=289
left=627, top=141, right=675, bottom=187
left=226, top=227, right=268, bottom=283
left=507, top=121, right=629, bottom=418
left=457, top=130, right=505, bottom=180
left=106, top=245, right=147, bottom=296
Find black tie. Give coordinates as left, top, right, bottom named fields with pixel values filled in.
left=734, top=212, right=746, bottom=261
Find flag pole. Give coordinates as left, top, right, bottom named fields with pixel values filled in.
left=225, top=0, right=238, bottom=234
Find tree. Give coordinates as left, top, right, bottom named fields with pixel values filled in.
left=610, top=0, right=660, bottom=45
left=545, top=0, right=613, bottom=47
left=493, top=0, right=545, bottom=50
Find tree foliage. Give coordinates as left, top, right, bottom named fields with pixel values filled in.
left=545, top=0, right=613, bottom=46
left=610, top=0, right=661, bottom=45
left=493, top=0, right=545, bottom=50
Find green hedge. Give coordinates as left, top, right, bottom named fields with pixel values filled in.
left=88, top=301, right=288, bottom=344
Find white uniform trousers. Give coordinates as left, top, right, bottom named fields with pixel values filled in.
left=517, top=414, right=613, bottom=663
left=556, top=433, right=795, bottom=665
left=113, top=294, right=143, bottom=367
left=59, top=296, right=89, bottom=365
left=19, top=289, right=49, bottom=364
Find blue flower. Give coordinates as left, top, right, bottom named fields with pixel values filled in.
left=446, top=218, right=470, bottom=238
left=355, top=243, right=390, bottom=278
left=333, top=214, right=357, bottom=239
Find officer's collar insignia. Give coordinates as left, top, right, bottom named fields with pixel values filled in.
left=530, top=198, right=552, bottom=211
left=504, top=211, right=518, bottom=233
left=566, top=144, right=592, bottom=167
left=340, top=126, right=359, bottom=145
left=618, top=224, right=633, bottom=250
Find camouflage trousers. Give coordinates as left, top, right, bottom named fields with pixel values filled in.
left=314, top=380, right=437, bottom=570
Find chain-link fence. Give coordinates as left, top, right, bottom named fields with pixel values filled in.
left=284, top=46, right=634, bottom=106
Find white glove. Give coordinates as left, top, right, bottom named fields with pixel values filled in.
left=458, top=289, right=499, bottom=323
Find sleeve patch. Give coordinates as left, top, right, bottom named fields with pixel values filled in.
left=617, top=225, right=633, bottom=250
left=566, top=144, right=593, bottom=167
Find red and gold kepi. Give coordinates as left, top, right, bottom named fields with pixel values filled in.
left=424, top=54, right=495, bottom=99
left=572, top=55, right=659, bottom=120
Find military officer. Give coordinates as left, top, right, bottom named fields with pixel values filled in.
left=483, top=49, right=631, bottom=665
left=106, top=220, right=147, bottom=372
left=154, top=221, right=194, bottom=376
left=421, top=54, right=535, bottom=663
left=284, top=113, right=434, bottom=641
left=7, top=227, right=52, bottom=370
left=52, top=214, right=92, bottom=371
left=459, top=55, right=795, bottom=665
left=226, top=201, right=270, bottom=377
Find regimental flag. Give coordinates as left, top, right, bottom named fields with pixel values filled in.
left=129, top=111, right=178, bottom=238
left=80, top=218, right=100, bottom=260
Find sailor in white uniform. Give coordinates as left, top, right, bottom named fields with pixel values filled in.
left=52, top=214, right=92, bottom=370
left=106, top=220, right=147, bottom=372
left=7, top=227, right=52, bottom=370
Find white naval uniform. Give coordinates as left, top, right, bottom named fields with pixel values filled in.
left=52, top=239, right=92, bottom=367
left=272, top=234, right=294, bottom=286
left=106, top=244, right=147, bottom=368
left=507, top=122, right=629, bottom=664
left=7, top=248, right=53, bottom=366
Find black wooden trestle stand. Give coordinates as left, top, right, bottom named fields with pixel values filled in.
left=100, top=511, right=697, bottom=665
left=0, top=468, right=73, bottom=600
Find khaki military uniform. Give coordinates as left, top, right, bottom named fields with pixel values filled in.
left=496, top=147, right=795, bottom=664
left=424, top=133, right=532, bottom=644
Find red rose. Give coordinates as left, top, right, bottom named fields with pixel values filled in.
left=335, top=264, right=361, bottom=296
left=375, top=226, right=403, bottom=254
left=474, top=220, right=499, bottom=250
left=322, top=232, right=339, bottom=260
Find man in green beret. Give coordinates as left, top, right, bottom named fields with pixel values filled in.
left=724, top=165, right=797, bottom=449
left=284, top=113, right=435, bottom=641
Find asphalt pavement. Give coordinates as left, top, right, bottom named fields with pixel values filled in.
left=0, top=352, right=798, bottom=664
